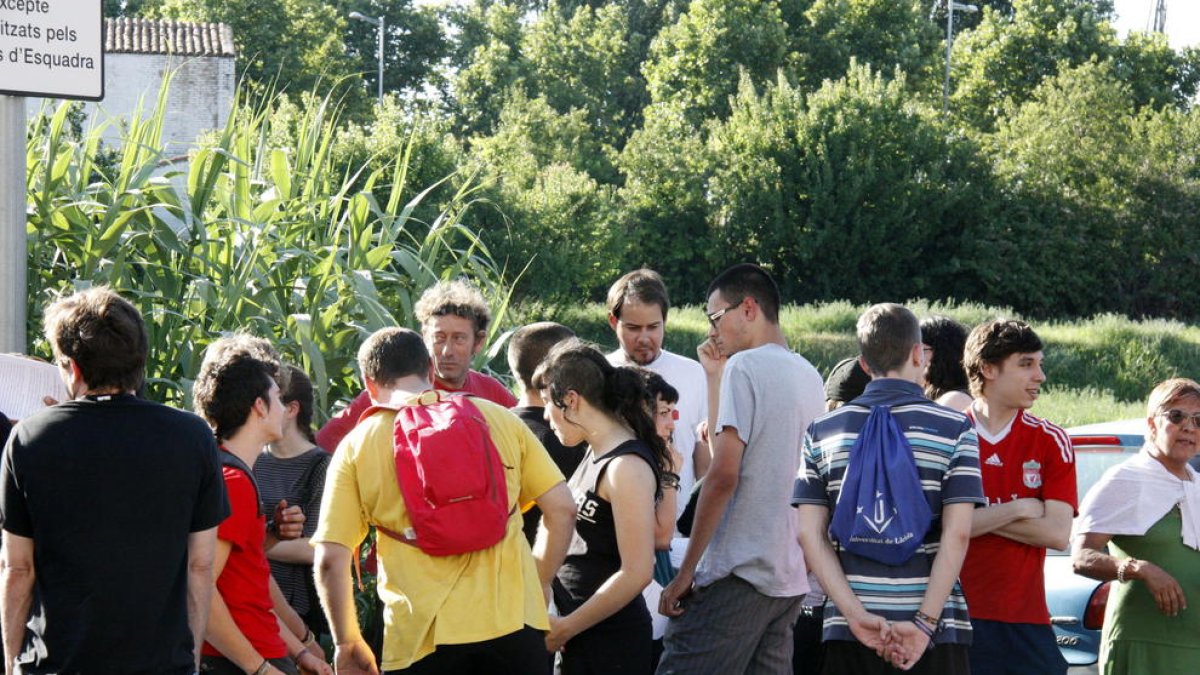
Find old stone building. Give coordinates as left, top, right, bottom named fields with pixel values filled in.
left=67, top=17, right=236, bottom=153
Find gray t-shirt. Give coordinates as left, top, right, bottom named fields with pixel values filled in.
left=695, top=342, right=825, bottom=597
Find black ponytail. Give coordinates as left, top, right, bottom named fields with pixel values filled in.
left=604, top=366, right=670, bottom=476
left=533, top=339, right=670, bottom=477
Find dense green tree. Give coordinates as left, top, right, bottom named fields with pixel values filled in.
left=467, top=92, right=622, bottom=299
left=332, top=96, right=464, bottom=220
left=103, top=0, right=161, bottom=16
left=337, top=0, right=450, bottom=100
left=794, top=0, right=942, bottom=94
left=950, top=0, right=1116, bottom=128
left=155, top=0, right=357, bottom=96
left=979, top=61, right=1148, bottom=316
left=1113, top=32, right=1200, bottom=111
left=709, top=64, right=995, bottom=302
left=642, top=0, right=789, bottom=123
left=616, top=101, right=716, bottom=300
left=450, top=2, right=531, bottom=135
left=524, top=2, right=648, bottom=150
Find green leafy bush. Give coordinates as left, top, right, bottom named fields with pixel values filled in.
left=26, top=81, right=512, bottom=418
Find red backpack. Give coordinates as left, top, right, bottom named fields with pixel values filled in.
left=363, top=391, right=514, bottom=556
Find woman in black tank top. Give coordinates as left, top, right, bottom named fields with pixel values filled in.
left=532, top=341, right=671, bottom=674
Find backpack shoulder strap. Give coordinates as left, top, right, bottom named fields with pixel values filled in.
left=219, top=450, right=263, bottom=517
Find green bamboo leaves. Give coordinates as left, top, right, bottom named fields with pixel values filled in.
left=26, top=78, right=511, bottom=419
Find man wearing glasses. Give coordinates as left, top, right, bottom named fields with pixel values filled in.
left=959, top=319, right=1076, bottom=675
left=656, top=264, right=824, bottom=674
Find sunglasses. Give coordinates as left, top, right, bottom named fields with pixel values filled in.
left=1158, top=409, right=1200, bottom=428
left=705, top=304, right=739, bottom=327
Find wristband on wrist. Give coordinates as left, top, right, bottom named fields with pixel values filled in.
left=251, top=660, right=270, bottom=675
left=1117, top=558, right=1136, bottom=583
left=302, top=628, right=316, bottom=646
left=913, top=609, right=938, bottom=629
left=909, top=619, right=936, bottom=651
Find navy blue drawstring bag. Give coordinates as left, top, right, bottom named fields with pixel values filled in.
left=829, top=405, right=932, bottom=566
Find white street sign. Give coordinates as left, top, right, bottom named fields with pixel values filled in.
left=0, top=0, right=103, bottom=100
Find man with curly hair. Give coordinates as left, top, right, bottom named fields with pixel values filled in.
left=317, top=280, right=516, bottom=452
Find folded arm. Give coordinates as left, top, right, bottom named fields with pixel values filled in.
left=989, top=499, right=1072, bottom=550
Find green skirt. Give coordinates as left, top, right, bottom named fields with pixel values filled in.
left=1102, top=639, right=1200, bottom=675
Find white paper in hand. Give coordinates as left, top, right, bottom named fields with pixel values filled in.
left=0, top=354, right=69, bottom=420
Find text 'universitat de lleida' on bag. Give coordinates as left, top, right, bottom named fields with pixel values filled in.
left=830, top=405, right=932, bottom=566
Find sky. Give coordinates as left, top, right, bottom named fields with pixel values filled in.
left=1111, top=0, right=1200, bottom=49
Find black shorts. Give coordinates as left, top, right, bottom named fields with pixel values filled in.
left=386, top=625, right=549, bottom=675
left=558, top=617, right=653, bottom=675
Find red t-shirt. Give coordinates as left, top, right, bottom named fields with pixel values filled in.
left=203, top=456, right=287, bottom=659
left=315, top=370, right=516, bottom=452
left=960, top=410, right=1077, bottom=624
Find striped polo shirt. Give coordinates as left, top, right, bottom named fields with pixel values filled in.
left=792, top=378, right=985, bottom=645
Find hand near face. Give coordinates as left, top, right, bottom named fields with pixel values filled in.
left=696, top=339, right=726, bottom=379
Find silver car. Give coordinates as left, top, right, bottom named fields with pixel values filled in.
left=1048, top=420, right=1145, bottom=674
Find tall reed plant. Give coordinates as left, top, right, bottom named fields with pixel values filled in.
left=26, top=77, right=514, bottom=418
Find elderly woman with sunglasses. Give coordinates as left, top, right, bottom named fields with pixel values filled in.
left=1072, top=378, right=1200, bottom=674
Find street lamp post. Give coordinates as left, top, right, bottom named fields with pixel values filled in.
left=349, top=11, right=385, bottom=106
left=941, top=0, right=978, bottom=113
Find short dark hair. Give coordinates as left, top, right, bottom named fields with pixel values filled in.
left=532, top=339, right=669, bottom=474
left=415, top=280, right=492, bottom=335
left=857, top=303, right=920, bottom=376
left=642, top=370, right=679, bottom=405
left=507, top=322, right=575, bottom=390
left=921, top=315, right=970, bottom=400
left=607, top=269, right=670, bottom=320
left=193, top=337, right=281, bottom=441
left=963, top=319, right=1044, bottom=398
left=357, top=327, right=429, bottom=386
left=707, top=263, right=781, bottom=323
left=43, top=287, right=148, bottom=392
left=280, top=364, right=316, bottom=443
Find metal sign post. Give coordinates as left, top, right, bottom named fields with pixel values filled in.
left=0, top=0, right=104, bottom=353
left=0, top=97, right=24, bottom=354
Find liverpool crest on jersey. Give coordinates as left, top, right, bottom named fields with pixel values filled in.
left=1022, top=459, right=1042, bottom=489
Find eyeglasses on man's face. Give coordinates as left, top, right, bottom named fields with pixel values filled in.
left=706, top=304, right=739, bottom=327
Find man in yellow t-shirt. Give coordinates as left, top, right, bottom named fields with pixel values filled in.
left=313, top=327, right=576, bottom=674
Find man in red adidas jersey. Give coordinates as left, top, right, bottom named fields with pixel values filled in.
left=315, top=280, right=516, bottom=451
left=959, top=319, right=1076, bottom=675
